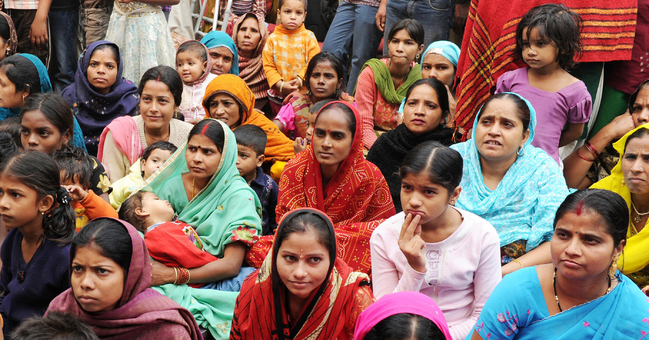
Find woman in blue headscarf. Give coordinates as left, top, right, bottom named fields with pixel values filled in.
left=200, top=31, right=239, bottom=76
left=450, top=92, right=570, bottom=276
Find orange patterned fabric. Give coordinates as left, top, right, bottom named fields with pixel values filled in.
left=245, top=101, right=396, bottom=274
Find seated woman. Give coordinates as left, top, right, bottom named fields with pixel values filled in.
left=420, top=40, right=460, bottom=127
left=47, top=218, right=202, bottom=339
left=231, top=208, right=375, bottom=339
left=450, top=93, right=570, bottom=276
left=354, top=291, right=452, bottom=340
left=98, top=66, right=193, bottom=183
left=469, top=189, right=649, bottom=340
left=143, top=119, right=262, bottom=338
left=274, top=52, right=345, bottom=139
left=246, top=101, right=396, bottom=275
left=201, top=31, right=239, bottom=76
left=367, top=78, right=455, bottom=212
left=61, top=41, right=139, bottom=156
left=232, top=12, right=270, bottom=111
left=371, top=141, right=501, bottom=339
left=591, top=124, right=649, bottom=288
left=564, top=79, right=649, bottom=189
left=355, top=18, right=424, bottom=149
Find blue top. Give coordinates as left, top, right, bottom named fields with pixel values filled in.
left=249, top=167, right=278, bottom=236
left=0, top=229, right=70, bottom=336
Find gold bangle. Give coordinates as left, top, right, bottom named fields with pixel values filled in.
left=173, top=267, right=179, bottom=285
left=512, top=259, right=524, bottom=268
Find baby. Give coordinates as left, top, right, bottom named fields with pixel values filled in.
left=293, top=98, right=335, bottom=153
left=176, top=40, right=219, bottom=124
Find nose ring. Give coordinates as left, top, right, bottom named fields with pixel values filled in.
left=576, top=250, right=582, bottom=255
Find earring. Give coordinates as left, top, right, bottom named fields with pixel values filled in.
left=416, top=54, right=420, bottom=60
left=517, top=146, right=525, bottom=157
left=40, top=211, right=45, bottom=215
left=609, top=255, right=619, bottom=278
left=5, top=48, right=9, bottom=56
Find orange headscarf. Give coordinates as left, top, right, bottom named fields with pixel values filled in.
left=203, top=74, right=294, bottom=162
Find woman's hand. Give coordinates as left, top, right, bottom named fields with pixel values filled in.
left=150, top=260, right=176, bottom=286
left=398, top=213, right=426, bottom=273
left=63, top=185, right=88, bottom=202
left=294, top=137, right=307, bottom=154
left=602, top=111, right=635, bottom=140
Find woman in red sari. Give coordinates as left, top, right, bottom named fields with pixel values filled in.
left=246, top=101, right=395, bottom=275
left=232, top=208, right=375, bottom=340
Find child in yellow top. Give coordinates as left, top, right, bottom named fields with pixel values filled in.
left=262, top=0, right=320, bottom=103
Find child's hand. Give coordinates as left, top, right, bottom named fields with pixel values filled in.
left=398, top=213, right=426, bottom=273
left=341, top=92, right=355, bottom=104
left=282, top=82, right=299, bottom=96
left=63, top=185, right=88, bottom=202
left=294, top=137, right=307, bottom=154
left=29, top=18, right=48, bottom=48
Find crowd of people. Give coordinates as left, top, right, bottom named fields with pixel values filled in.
left=0, top=0, right=647, bottom=339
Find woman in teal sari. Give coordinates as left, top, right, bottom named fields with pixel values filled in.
left=468, top=189, right=649, bottom=340
left=140, top=118, right=262, bottom=339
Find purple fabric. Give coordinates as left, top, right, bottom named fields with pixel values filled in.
left=495, top=67, right=592, bottom=165
left=61, top=40, right=139, bottom=154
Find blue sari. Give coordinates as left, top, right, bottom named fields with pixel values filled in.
left=470, top=267, right=649, bottom=339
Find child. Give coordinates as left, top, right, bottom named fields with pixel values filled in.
left=233, top=125, right=278, bottom=235
left=52, top=146, right=118, bottom=231
left=109, top=141, right=177, bottom=209
left=0, top=152, right=76, bottom=337
left=262, top=0, right=320, bottom=113
left=119, top=191, right=218, bottom=288
left=0, top=117, right=22, bottom=149
left=176, top=40, right=218, bottom=124
left=293, top=98, right=334, bottom=153
left=10, top=312, right=99, bottom=340
left=370, top=141, right=501, bottom=340
left=496, top=4, right=591, bottom=166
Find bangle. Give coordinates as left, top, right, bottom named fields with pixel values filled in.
left=297, top=76, right=303, bottom=88
left=172, top=267, right=179, bottom=285
left=577, top=149, right=595, bottom=162
left=279, top=81, right=285, bottom=93
left=177, top=267, right=190, bottom=285
left=584, top=142, right=599, bottom=159
left=512, top=258, right=524, bottom=268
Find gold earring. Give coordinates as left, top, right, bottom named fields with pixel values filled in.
left=609, top=255, right=619, bottom=278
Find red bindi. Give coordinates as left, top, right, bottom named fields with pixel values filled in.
left=574, top=201, right=584, bottom=216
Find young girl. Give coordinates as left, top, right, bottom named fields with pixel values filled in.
left=176, top=40, right=218, bottom=124
left=370, top=141, right=501, bottom=340
left=495, top=4, right=591, bottom=166
left=0, top=152, right=76, bottom=337
left=231, top=208, right=375, bottom=339
left=273, top=52, right=344, bottom=139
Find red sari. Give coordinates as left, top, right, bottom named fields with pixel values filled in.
left=246, top=101, right=396, bottom=275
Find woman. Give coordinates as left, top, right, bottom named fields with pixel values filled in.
left=201, top=31, right=239, bottom=76
left=246, top=101, right=396, bottom=275
left=61, top=41, right=139, bottom=156
left=104, top=0, right=177, bottom=86
left=0, top=12, right=17, bottom=64
left=98, top=66, right=193, bottom=183
left=367, top=78, right=454, bottom=211
left=354, top=18, right=424, bottom=149
left=420, top=40, right=460, bottom=127
left=232, top=12, right=269, bottom=111
left=469, top=189, right=649, bottom=339
left=591, top=124, right=649, bottom=288
left=47, top=218, right=202, bottom=339
left=451, top=93, right=570, bottom=276
left=564, top=80, right=649, bottom=189
left=231, top=208, right=375, bottom=339
left=354, top=291, right=452, bottom=340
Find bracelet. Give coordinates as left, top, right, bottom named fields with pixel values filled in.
left=577, top=149, right=595, bottom=162
left=584, top=142, right=599, bottom=159
left=297, top=76, right=304, bottom=88
left=172, top=266, right=179, bottom=285
left=177, top=267, right=190, bottom=285
left=512, top=259, right=524, bottom=268
left=279, top=81, right=285, bottom=93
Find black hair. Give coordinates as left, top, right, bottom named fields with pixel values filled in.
left=388, top=19, right=425, bottom=51
left=624, top=127, right=649, bottom=150
left=309, top=98, right=335, bottom=114
left=189, top=119, right=225, bottom=153
left=9, top=312, right=99, bottom=340
left=0, top=15, right=11, bottom=46
left=52, top=145, right=93, bottom=190
left=405, top=78, right=450, bottom=119
left=0, top=131, right=18, bottom=164
left=20, top=93, right=75, bottom=148
left=233, top=124, right=267, bottom=156
left=91, top=43, right=121, bottom=69
left=400, top=141, right=463, bottom=195
left=0, top=116, right=21, bottom=147
left=278, top=0, right=307, bottom=12
left=118, top=191, right=148, bottom=233
left=553, top=189, right=628, bottom=248
left=628, top=79, right=649, bottom=115
left=71, top=218, right=133, bottom=277
left=138, top=65, right=183, bottom=107
left=275, top=211, right=335, bottom=261
left=0, top=54, right=42, bottom=96
left=315, top=102, right=356, bottom=139
left=364, top=313, right=446, bottom=340
left=305, top=52, right=345, bottom=98
left=177, top=40, right=208, bottom=63
left=0, top=152, right=75, bottom=243
left=478, top=93, right=531, bottom=132
left=141, top=141, right=177, bottom=161
left=514, top=3, right=583, bottom=70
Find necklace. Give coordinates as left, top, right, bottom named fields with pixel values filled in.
left=191, top=178, right=195, bottom=199
left=631, top=201, right=649, bottom=224
left=553, top=267, right=610, bottom=312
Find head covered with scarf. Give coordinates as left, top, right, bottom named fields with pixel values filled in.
left=0, top=12, right=17, bottom=57
left=200, top=31, right=240, bottom=76
left=232, top=12, right=269, bottom=101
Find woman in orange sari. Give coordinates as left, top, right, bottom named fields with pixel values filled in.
left=246, top=101, right=396, bottom=275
